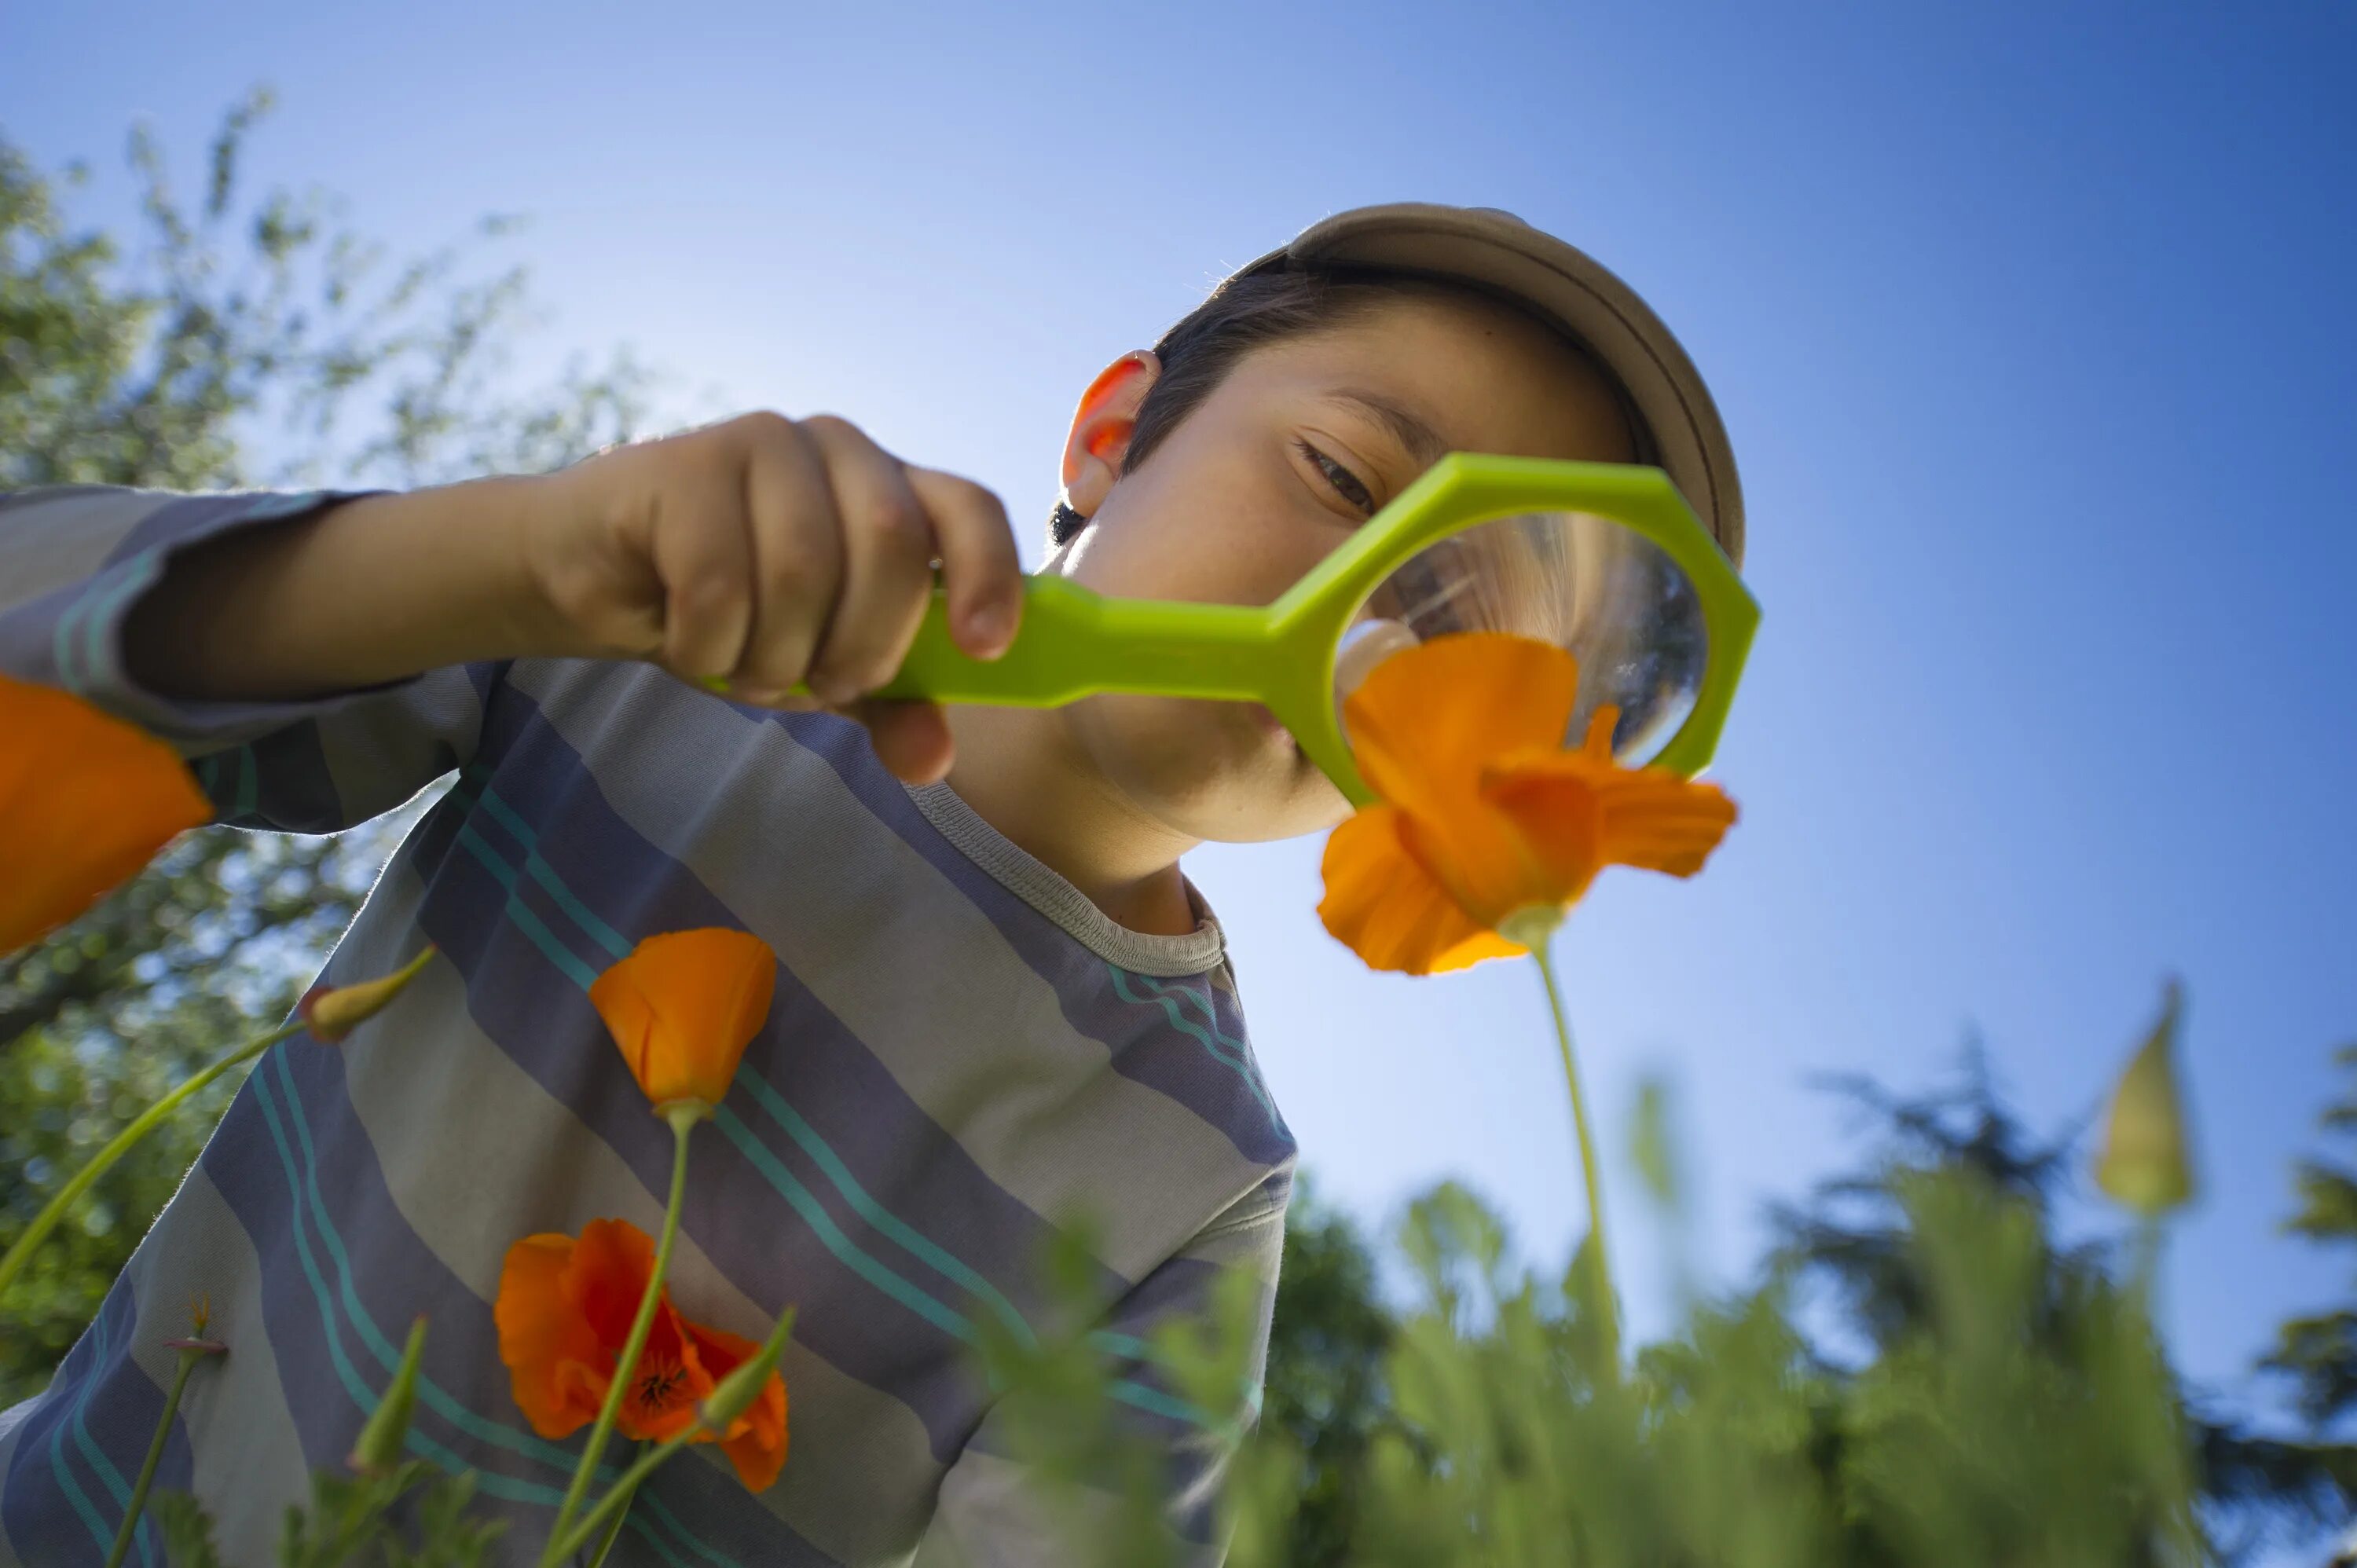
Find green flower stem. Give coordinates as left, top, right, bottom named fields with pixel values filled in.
left=1530, top=936, right=1620, bottom=1367
left=581, top=1464, right=640, bottom=1568
left=542, top=1102, right=703, bottom=1565
left=0, top=1019, right=302, bottom=1306
left=548, top=1304, right=797, bottom=1565
left=549, top=1427, right=694, bottom=1565
left=103, top=1346, right=203, bottom=1568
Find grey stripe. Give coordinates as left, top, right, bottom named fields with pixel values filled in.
left=903, top=784, right=1226, bottom=976
left=508, top=661, right=1277, bottom=1285
left=115, top=1161, right=313, bottom=1565
left=0, top=488, right=175, bottom=616
left=332, top=866, right=949, bottom=1567
left=311, top=669, right=484, bottom=827
left=912, top=1448, right=1222, bottom=1568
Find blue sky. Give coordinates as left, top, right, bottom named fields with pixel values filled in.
left=9, top=0, right=2354, bottom=1522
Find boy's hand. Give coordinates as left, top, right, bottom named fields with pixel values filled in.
left=520, top=412, right=1023, bottom=784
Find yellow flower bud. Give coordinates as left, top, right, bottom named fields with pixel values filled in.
left=301, top=947, right=439, bottom=1044
left=2095, top=980, right=2197, bottom=1217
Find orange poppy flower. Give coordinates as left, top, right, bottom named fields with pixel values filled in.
left=495, top=1218, right=789, bottom=1492
left=588, top=929, right=779, bottom=1111
left=0, top=674, right=211, bottom=955
left=1319, top=633, right=1738, bottom=975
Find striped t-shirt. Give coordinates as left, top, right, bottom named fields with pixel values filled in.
left=0, top=487, right=1296, bottom=1566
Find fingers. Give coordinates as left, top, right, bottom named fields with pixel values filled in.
left=647, top=410, right=1015, bottom=785
left=904, top=467, right=1022, bottom=659
left=650, top=458, right=759, bottom=681
left=731, top=413, right=841, bottom=697
left=797, top=416, right=937, bottom=705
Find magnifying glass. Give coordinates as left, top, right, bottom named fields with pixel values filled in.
left=771, top=453, right=1758, bottom=804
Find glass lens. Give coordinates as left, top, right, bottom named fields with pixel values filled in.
left=1333, top=511, right=1708, bottom=764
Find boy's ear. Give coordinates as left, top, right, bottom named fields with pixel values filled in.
left=1059, top=351, right=1160, bottom=515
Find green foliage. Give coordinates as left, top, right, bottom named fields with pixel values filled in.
left=0, top=96, right=653, bottom=1400
left=2266, top=1045, right=2357, bottom=1426
left=150, top=1462, right=504, bottom=1568
left=0, top=994, right=247, bottom=1404
left=2, top=90, right=651, bottom=493
left=989, top=1167, right=2205, bottom=1566
left=1259, top=1180, right=1396, bottom=1567
left=981, top=1044, right=2356, bottom=1566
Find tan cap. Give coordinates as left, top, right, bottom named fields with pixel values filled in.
left=1230, top=202, right=1745, bottom=566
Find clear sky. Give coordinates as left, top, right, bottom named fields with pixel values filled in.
left=9, top=0, right=2353, bottom=1527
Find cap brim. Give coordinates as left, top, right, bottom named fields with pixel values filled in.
left=1234, top=203, right=1743, bottom=566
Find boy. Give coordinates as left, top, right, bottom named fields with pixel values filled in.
left=0, top=203, right=1743, bottom=1565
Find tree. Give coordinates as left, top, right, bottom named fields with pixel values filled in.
left=0, top=91, right=653, bottom=1401
left=1769, top=1048, right=2357, bottom=1562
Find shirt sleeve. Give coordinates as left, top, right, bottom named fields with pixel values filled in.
left=911, top=1181, right=1290, bottom=1568
left=0, top=485, right=493, bottom=833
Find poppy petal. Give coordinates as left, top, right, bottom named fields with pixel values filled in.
left=566, top=1218, right=662, bottom=1349
left=590, top=929, right=779, bottom=1108
left=494, top=1233, right=609, bottom=1438
left=717, top=1372, right=790, bottom=1493
left=1485, top=752, right=1737, bottom=881
left=1319, top=804, right=1525, bottom=976
left=0, top=675, right=211, bottom=954
left=684, top=1318, right=789, bottom=1492
left=1340, top=635, right=1582, bottom=826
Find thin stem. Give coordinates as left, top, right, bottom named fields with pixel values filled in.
left=581, top=1466, right=639, bottom=1568
left=547, top=1302, right=797, bottom=1566
left=547, top=1429, right=695, bottom=1564
left=541, top=1105, right=699, bottom=1565
left=1531, top=938, right=1619, bottom=1367
left=0, top=1020, right=302, bottom=1305
left=104, top=1347, right=202, bottom=1568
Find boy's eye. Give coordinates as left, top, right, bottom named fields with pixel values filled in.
left=1295, top=439, right=1376, bottom=516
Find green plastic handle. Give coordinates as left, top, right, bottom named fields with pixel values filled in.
left=868, top=576, right=1273, bottom=707
left=700, top=453, right=1759, bottom=803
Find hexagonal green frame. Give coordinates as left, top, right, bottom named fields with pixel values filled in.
left=863, top=452, right=1759, bottom=804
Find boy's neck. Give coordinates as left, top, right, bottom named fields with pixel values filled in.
left=938, top=705, right=1204, bottom=939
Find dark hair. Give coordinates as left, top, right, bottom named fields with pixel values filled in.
left=1050, top=267, right=1648, bottom=545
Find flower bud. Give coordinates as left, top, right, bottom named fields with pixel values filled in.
left=2095, top=980, right=2197, bottom=1217
left=348, top=1317, right=427, bottom=1475
left=302, top=947, right=438, bottom=1044
left=701, top=1306, right=796, bottom=1437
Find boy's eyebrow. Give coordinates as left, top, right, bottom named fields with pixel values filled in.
left=1325, top=390, right=1452, bottom=467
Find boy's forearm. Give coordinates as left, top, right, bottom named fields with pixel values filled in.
left=122, top=478, right=563, bottom=702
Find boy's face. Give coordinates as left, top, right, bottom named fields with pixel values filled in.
left=1055, top=288, right=1639, bottom=845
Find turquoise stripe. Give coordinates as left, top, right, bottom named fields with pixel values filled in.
left=1105, top=966, right=1281, bottom=1131
left=259, top=1053, right=739, bottom=1562
left=450, top=770, right=1032, bottom=1347
left=251, top=1065, right=659, bottom=1513
left=75, top=554, right=162, bottom=697
left=711, top=1106, right=979, bottom=1345
left=46, top=1307, right=118, bottom=1554
left=68, top=1343, right=155, bottom=1568
left=247, top=1068, right=394, bottom=1421
left=50, top=588, right=83, bottom=694
left=448, top=822, right=603, bottom=989
left=1109, top=1379, right=1230, bottom=1439
left=442, top=761, right=1230, bottom=1434
left=86, top=554, right=157, bottom=690
left=733, top=1073, right=1037, bottom=1350
left=459, top=776, right=632, bottom=960
left=50, top=551, right=152, bottom=695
